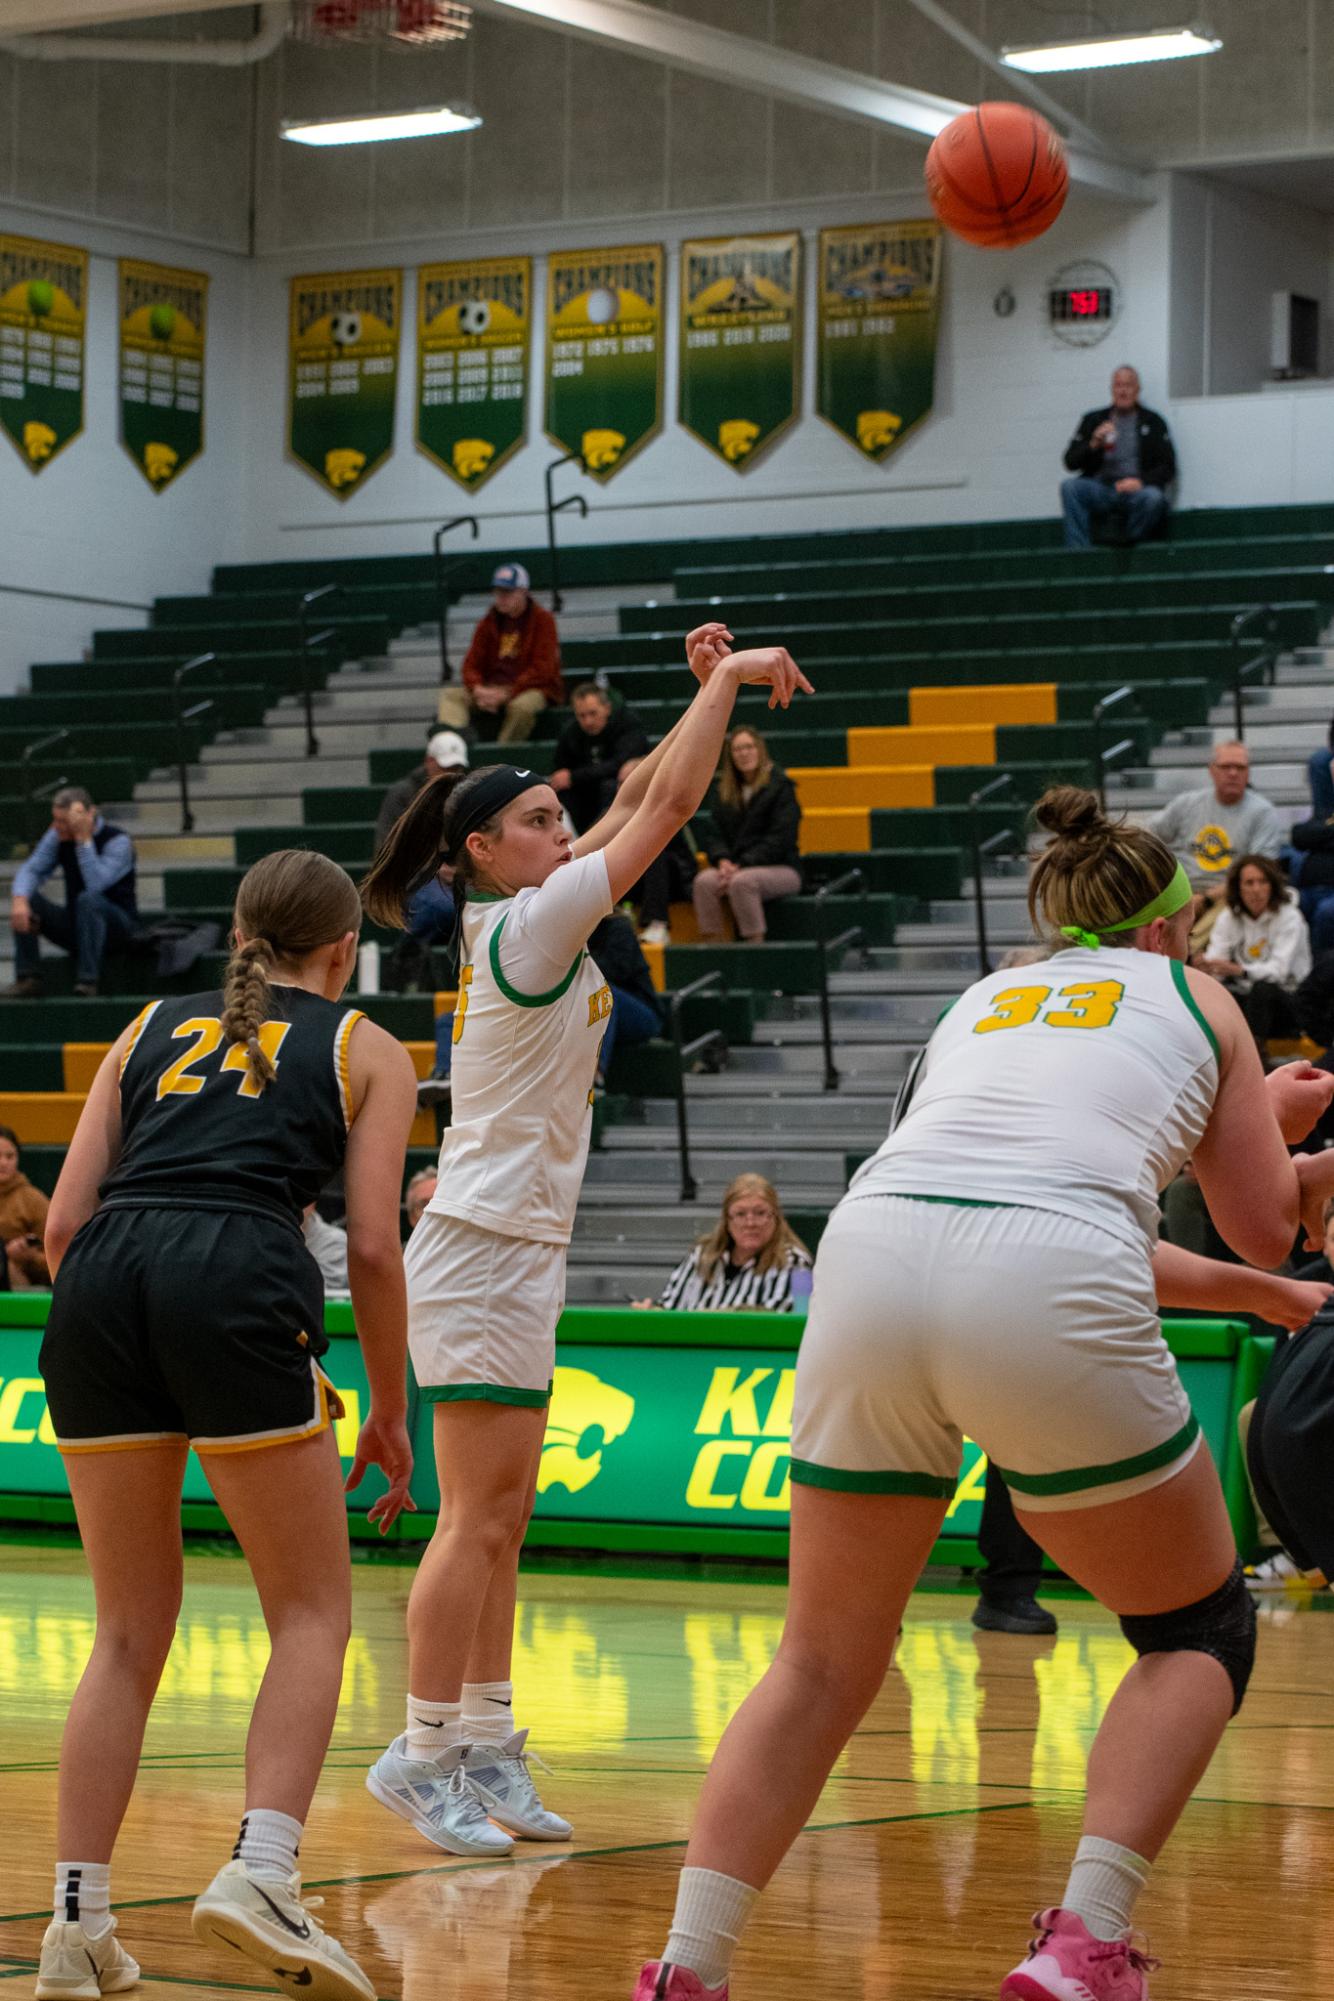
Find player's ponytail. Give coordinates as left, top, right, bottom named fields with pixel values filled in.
left=360, top=770, right=469, bottom=929
left=224, top=849, right=363, bottom=1093
left=1029, top=785, right=1179, bottom=942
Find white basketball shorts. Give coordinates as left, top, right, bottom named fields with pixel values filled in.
left=405, top=1211, right=566, bottom=1409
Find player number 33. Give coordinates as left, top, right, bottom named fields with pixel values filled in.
left=973, top=979, right=1124, bottom=1036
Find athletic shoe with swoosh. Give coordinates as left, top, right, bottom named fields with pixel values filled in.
left=365, top=1736, right=515, bottom=1856
left=35, top=1917, right=140, bottom=1998
left=999, top=1908, right=1159, bottom=2000
left=191, top=1861, right=375, bottom=2001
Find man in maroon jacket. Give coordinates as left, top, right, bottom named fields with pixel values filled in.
left=437, top=561, right=564, bottom=743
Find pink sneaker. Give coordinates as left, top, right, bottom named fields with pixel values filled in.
left=1000, top=1908, right=1159, bottom=2000
left=633, top=1963, right=728, bottom=2000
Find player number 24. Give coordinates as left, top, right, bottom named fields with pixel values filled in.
left=156, top=1017, right=292, bottom=1100
left=973, top=979, right=1125, bottom=1036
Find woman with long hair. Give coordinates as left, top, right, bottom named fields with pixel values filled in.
left=359, top=625, right=811, bottom=1857
left=633, top=787, right=1334, bottom=2001
left=36, top=849, right=418, bottom=2001
left=693, top=726, right=802, bottom=944
left=639, top=1172, right=811, bottom=1313
left=1197, top=851, right=1312, bottom=1041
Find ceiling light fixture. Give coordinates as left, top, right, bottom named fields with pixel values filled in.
left=281, top=104, right=483, bottom=145
left=1001, top=25, right=1221, bottom=73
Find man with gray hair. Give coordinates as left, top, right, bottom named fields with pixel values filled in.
left=1061, top=364, right=1176, bottom=549
left=7, top=786, right=139, bottom=997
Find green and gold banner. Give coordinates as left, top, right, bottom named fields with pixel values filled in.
left=545, top=243, right=664, bottom=480
left=118, top=259, right=208, bottom=491
left=679, top=231, right=801, bottom=471
left=0, top=234, right=87, bottom=473
left=817, top=220, right=943, bottom=462
left=417, top=255, right=530, bottom=489
left=288, top=267, right=401, bottom=499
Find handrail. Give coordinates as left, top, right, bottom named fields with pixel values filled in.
left=544, top=451, right=588, bottom=612
left=27, top=772, right=70, bottom=846
left=968, top=773, right=1015, bottom=978
left=433, top=515, right=479, bottom=684
left=667, top=970, right=726, bottom=1203
left=813, top=867, right=869, bottom=1092
left=298, top=585, right=346, bottom=757
left=301, top=626, right=341, bottom=759
left=0, top=582, right=152, bottom=613
left=1229, top=603, right=1279, bottom=742
left=171, top=652, right=218, bottom=833
left=20, top=730, right=73, bottom=845
left=1090, top=684, right=1134, bottom=812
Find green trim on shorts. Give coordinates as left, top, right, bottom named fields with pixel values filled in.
left=420, top=1382, right=552, bottom=1408
left=789, top=1459, right=957, bottom=1498
left=992, top=1412, right=1200, bottom=1498
left=489, top=914, right=583, bottom=1008
left=1170, top=958, right=1221, bottom=1064
left=890, top=1192, right=1011, bottom=1210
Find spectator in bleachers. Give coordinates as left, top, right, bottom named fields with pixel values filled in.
left=550, top=682, right=649, bottom=835
left=301, top=1202, right=349, bottom=1294
left=0, top=1124, right=50, bottom=1290
left=1060, top=364, right=1175, bottom=549
left=1306, top=717, right=1334, bottom=824
left=587, top=911, right=663, bottom=1087
left=374, top=732, right=470, bottom=850
left=405, top=1168, right=437, bottom=1232
left=693, top=727, right=802, bottom=944
left=436, top=561, right=563, bottom=744
left=373, top=735, right=469, bottom=987
left=7, top=786, right=139, bottom=998
left=634, top=1173, right=811, bottom=1312
left=1196, top=854, right=1312, bottom=1040
left=1151, top=742, right=1283, bottom=950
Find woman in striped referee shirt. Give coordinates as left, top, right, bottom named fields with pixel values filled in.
left=640, top=1174, right=811, bottom=1313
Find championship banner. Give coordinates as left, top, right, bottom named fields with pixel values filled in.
left=678, top=231, right=801, bottom=471
left=417, top=255, right=530, bottom=490
left=118, top=259, right=208, bottom=491
left=544, top=243, right=664, bottom=480
left=0, top=234, right=87, bottom=473
left=288, top=268, right=401, bottom=499
left=817, top=220, right=943, bottom=462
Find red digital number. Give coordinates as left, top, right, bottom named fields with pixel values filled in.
left=1071, top=289, right=1102, bottom=317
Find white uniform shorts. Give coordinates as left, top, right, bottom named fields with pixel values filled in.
left=405, top=1211, right=566, bottom=1409
left=791, top=1195, right=1200, bottom=1513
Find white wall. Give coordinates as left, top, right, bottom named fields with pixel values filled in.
left=0, top=199, right=250, bottom=694
left=237, top=182, right=1175, bottom=571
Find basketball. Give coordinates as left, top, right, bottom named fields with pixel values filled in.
left=925, top=101, right=1069, bottom=248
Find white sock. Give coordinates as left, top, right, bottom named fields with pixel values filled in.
left=54, top=1862, right=111, bottom=1938
left=405, top=1694, right=464, bottom=1761
left=462, top=1679, right=515, bottom=1746
left=232, top=1809, right=303, bottom=1885
left=663, top=1867, right=759, bottom=1989
left=1062, top=1835, right=1150, bottom=1940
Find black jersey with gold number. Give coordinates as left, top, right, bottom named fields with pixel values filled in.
left=98, top=986, right=364, bottom=1230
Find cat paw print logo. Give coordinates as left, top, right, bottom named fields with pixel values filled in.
left=537, top=1367, right=636, bottom=1496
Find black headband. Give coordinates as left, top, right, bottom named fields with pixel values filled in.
left=442, top=765, right=547, bottom=867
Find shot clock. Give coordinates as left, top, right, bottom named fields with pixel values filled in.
left=1048, top=260, right=1120, bottom=347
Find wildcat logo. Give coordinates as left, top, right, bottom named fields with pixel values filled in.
left=325, top=447, right=366, bottom=489
left=145, top=441, right=179, bottom=485
left=23, top=420, right=56, bottom=464
left=1192, top=825, right=1233, bottom=873
left=719, top=418, right=760, bottom=463
left=857, top=409, right=902, bottom=455
left=582, top=427, right=626, bottom=471
left=537, top=1367, right=635, bottom=1496
left=452, top=437, right=495, bottom=481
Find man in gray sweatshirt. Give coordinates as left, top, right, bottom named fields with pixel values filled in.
left=1151, top=742, right=1285, bottom=947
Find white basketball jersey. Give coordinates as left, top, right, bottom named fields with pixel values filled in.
left=427, top=852, right=613, bottom=1246
left=847, top=946, right=1219, bottom=1252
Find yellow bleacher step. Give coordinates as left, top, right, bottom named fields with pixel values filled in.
left=793, top=765, right=935, bottom=812
left=800, top=810, right=871, bottom=854
left=64, top=1038, right=440, bottom=1090
left=909, top=684, right=1058, bottom=728
left=846, top=725, right=996, bottom=768
left=0, top=1094, right=86, bottom=1145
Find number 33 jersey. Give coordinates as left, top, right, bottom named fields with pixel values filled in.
left=98, top=986, right=364, bottom=1230
left=847, top=946, right=1219, bottom=1253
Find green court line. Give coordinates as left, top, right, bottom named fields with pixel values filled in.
left=0, top=1800, right=1032, bottom=1928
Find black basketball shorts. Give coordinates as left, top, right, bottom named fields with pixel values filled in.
left=1247, top=1303, right=1334, bottom=1577
left=41, top=1205, right=333, bottom=1455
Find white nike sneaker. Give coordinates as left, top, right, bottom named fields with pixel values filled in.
left=366, top=1737, right=515, bottom=1857
left=190, top=1861, right=375, bottom=2001
left=36, top=1918, right=140, bottom=1999
left=462, top=1730, right=573, bottom=1840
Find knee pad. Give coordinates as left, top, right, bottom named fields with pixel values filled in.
left=1118, top=1558, right=1256, bottom=1716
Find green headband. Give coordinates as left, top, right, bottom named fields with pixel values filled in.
left=1059, top=862, right=1193, bottom=951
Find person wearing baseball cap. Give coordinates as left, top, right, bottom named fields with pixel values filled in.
left=437, top=559, right=564, bottom=744
left=374, top=733, right=471, bottom=986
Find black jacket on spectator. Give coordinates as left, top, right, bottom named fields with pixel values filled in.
left=1290, top=814, right=1334, bottom=889
left=707, top=770, right=802, bottom=875
left=553, top=709, right=650, bottom=833
left=1063, top=404, right=1177, bottom=490
left=588, top=913, right=663, bottom=1019
left=376, top=763, right=431, bottom=851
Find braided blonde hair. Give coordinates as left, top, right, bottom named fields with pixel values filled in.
left=223, top=850, right=362, bottom=1092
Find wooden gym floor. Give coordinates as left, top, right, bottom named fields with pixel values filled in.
left=2, top=1538, right=1333, bottom=1999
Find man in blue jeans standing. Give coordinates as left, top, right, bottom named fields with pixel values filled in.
left=6, top=785, right=138, bottom=997
left=1061, top=365, right=1176, bottom=550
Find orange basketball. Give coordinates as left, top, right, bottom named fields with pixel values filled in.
left=925, top=102, right=1069, bottom=249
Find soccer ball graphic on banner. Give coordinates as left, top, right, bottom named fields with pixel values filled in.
left=329, top=311, right=363, bottom=348
left=586, top=287, right=619, bottom=325
left=458, top=298, right=491, bottom=336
